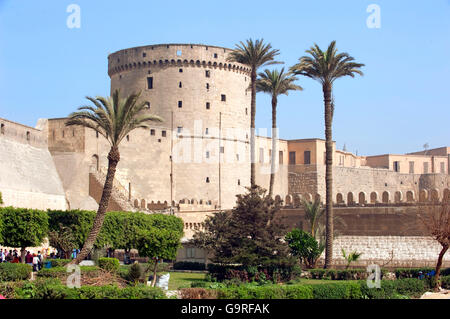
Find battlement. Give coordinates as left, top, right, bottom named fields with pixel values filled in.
left=107, top=43, right=251, bottom=77
left=0, top=117, right=47, bottom=148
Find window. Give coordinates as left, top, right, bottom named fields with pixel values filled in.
left=150, top=129, right=155, bottom=136
left=279, top=151, right=283, bottom=164
left=179, top=68, right=183, bottom=73
left=162, top=131, right=166, bottom=137
left=393, top=161, right=400, bottom=172
left=178, top=101, right=182, bottom=108
left=238, top=179, right=240, bottom=185
left=186, top=247, right=195, bottom=258
left=304, top=151, right=311, bottom=165
left=205, top=128, right=209, bottom=135
left=206, top=102, right=210, bottom=109
left=259, top=148, right=264, bottom=163
left=206, top=151, right=210, bottom=158
left=177, top=127, right=183, bottom=133
left=206, top=83, right=210, bottom=90
left=126, top=135, right=129, bottom=142
left=206, top=177, right=210, bottom=183
left=440, top=162, right=445, bottom=174
left=179, top=82, right=182, bottom=88
left=205, top=70, right=210, bottom=78
left=236, top=154, right=240, bottom=161
left=221, top=94, right=226, bottom=102
left=96, top=131, right=99, bottom=138
left=409, top=161, right=415, bottom=173
left=62, top=130, right=65, bottom=138
left=289, top=152, right=296, bottom=165
left=26, top=131, right=30, bottom=141
left=144, top=101, right=150, bottom=109
left=143, top=52, right=146, bottom=57
left=220, top=146, right=224, bottom=153
left=424, top=162, right=429, bottom=174
left=245, top=108, right=248, bottom=115
left=147, top=77, right=153, bottom=89
left=214, top=53, right=218, bottom=58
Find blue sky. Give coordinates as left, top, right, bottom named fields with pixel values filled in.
left=0, top=0, right=449, bottom=156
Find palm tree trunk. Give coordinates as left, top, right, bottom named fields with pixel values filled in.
left=434, top=244, right=448, bottom=291
left=20, top=247, right=26, bottom=264
left=250, top=68, right=257, bottom=189
left=151, top=258, right=159, bottom=287
left=269, top=95, right=277, bottom=198
left=69, top=146, right=120, bottom=265
left=323, top=83, right=334, bottom=269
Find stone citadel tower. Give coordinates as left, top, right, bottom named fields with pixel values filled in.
left=106, top=44, right=253, bottom=209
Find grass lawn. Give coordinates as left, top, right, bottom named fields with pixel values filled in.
left=168, top=272, right=207, bottom=290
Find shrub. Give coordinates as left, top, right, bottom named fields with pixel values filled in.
left=127, top=263, right=143, bottom=285
left=180, top=288, right=218, bottom=299
left=285, top=229, right=324, bottom=269
left=312, top=282, right=362, bottom=299
left=37, top=265, right=100, bottom=278
left=98, top=257, right=120, bottom=273
left=440, top=275, right=450, bottom=289
left=48, top=259, right=71, bottom=267
left=0, top=263, right=32, bottom=281
left=207, top=262, right=298, bottom=283
left=359, top=278, right=428, bottom=299
left=173, top=261, right=206, bottom=271
left=394, top=267, right=450, bottom=279
left=307, top=268, right=386, bottom=280
left=13, top=280, right=166, bottom=299
left=217, top=284, right=314, bottom=299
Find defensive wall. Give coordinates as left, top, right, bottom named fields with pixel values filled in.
left=0, top=118, right=66, bottom=210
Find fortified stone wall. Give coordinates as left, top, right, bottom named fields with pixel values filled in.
left=0, top=118, right=66, bottom=210
left=288, top=164, right=450, bottom=205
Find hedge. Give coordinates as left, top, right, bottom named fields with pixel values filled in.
left=207, top=263, right=301, bottom=283
left=98, top=257, right=120, bottom=273
left=0, top=263, right=32, bottom=281
left=173, top=261, right=206, bottom=271
left=47, top=259, right=72, bottom=267
left=307, top=268, right=386, bottom=280
left=12, top=279, right=166, bottom=299
left=441, top=275, right=450, bottom=289
left=36, top=266, right=99, bottom=278
left=182, top=278, right=431, bottom=299
left=394, top=268, right=450, bottom=279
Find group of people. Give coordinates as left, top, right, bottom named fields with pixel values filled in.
left=0, top=248, right=49, bottom=271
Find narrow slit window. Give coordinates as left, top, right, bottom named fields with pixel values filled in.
left=178, top=101, right=182, bottom=108
left=150, top=129, right=155, bottom=136
left=221, top=94, right=226, bottom=102
left=179, top=82, right=182, bottom=88
left=162, top=131, right=166, bottom=137
left=206, top=102, right=210, bottom=109
left=147, top=77, right=153, bottom=89
left=205, top=70, right=210, bottom=78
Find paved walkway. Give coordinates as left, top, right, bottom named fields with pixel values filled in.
left=420, top=290, right=450, bottom=299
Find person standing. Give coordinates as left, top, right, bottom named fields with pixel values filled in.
left=32, top=254, right=39, bottom=272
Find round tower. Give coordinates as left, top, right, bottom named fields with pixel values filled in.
left=107, top=44, right=251, bottom=209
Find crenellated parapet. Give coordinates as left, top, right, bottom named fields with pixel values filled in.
left=107, top=43, right=251, bottom=77
left=278, top=187, right=450, bottom=207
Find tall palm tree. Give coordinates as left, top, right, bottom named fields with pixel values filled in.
left=227, top=39, right=281, bottom=188
left=290, top=41, right=364, bottom=268
left=256, top=68, right=302, bottom=197
left=302, top=199, right=324, bottom=239
left=66, top=89, right=162, bottom=265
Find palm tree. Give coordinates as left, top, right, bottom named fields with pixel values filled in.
left=227, top=39, right=281, bottom=188
left=290, top=41, right=364, bottom=268
left=302, top=199, right=324, bottom=239
left=66, top=89, right=162, bottom=265
left=256, top=68, right=302, bottom=197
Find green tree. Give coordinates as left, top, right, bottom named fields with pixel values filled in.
left=302, top=199, right=324, bottom=239
left=48, top=223, right=78, bottom=259
left=136, top=226, right=184, bottom=287
left=285, top=228, right=324, bottom=269
left=192, top=186, right=291, bottom=266
left=290, top=41, right=364, bottom=268
left=227, top=39, right=281, bottom=189
left=0, top=207, right=49, bottom=263
left=65, top=90, right=162, bottom=264
left=256, top=68, right=302, bottom=197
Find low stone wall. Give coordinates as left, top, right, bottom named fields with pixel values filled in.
left=330, top=236, right=450, bottom=268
